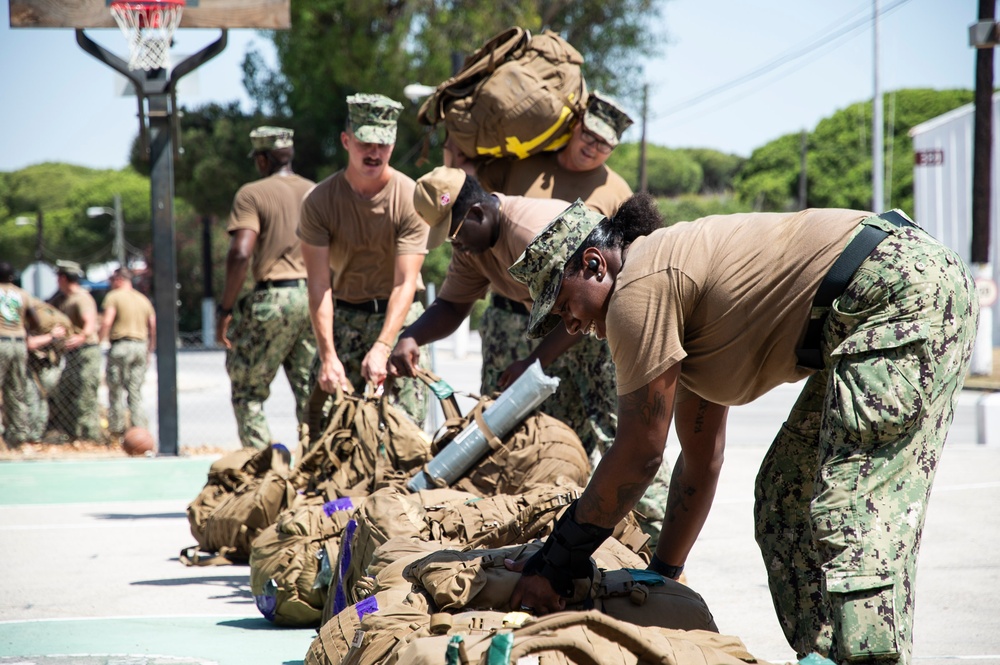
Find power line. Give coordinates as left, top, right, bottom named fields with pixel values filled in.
left=652, top=0, right=912, bottom=121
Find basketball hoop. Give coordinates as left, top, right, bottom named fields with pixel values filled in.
left=109, top=0, right=186, bottom=71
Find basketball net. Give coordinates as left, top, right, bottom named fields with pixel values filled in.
left=109, top=0, right=185, bottom=71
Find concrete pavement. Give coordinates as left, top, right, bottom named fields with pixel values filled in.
left=1, top=336, right=998, bottom=664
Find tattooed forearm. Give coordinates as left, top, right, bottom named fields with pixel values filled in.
left=692, top=398, right=711, bottom=434
left=578, top=481, right=648, bottom=525
left=620, top=384, right=670, bottom=426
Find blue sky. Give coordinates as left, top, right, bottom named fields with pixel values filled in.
left=0, top=0, right=986, bottom=172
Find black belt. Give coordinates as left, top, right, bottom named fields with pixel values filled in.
left=0, top=337, right=25, bottom=342
left=254, top=278, right=305, bottom=291
left=336, top=297, right=391, bottom=314
left=112, top=337, right=144, bottom=344
left=796, top=210, right=916, bottom=369
left=491, top=294, right=530, bottom=316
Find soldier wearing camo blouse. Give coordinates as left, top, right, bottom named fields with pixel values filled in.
left=299, top=94, right=430, bottom=424
left=0, top=262, right=41, bottom=447
left=217, top=126, right=318, bottom=450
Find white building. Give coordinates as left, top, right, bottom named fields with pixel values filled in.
left=910, top=94, right=1000, bottom=347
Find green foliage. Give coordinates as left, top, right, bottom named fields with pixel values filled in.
left=733, top=133, right=803, bottom=211
left=736, top=88, right=975, bottom=213
left=808, top=88, right=974, bottom=214
left=656, top=193, right=748, bottom=226
left=606, top=142, right=703, bottom=196
left=0, top=163, right=151, bottom=272
left=679, top=148, right=745, bottom=193
left=243, top=0, right=666, bottom=180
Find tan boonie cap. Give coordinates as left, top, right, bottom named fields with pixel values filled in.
left=55, top=260, right=84, bottom=280
left=582, top=91, right=633, bottom=148
left=413, top=166, right=468, bottom=249
left=508, top=199, right=606, bottom=339
left=347, top=93, right=403, bottom=145
left=247, top=126, right=294, bottom=157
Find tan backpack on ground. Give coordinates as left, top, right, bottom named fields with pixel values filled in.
left=181, top=445, right=294, bottom=564
left=248, top=494, right=364, bottom=626
left=385, top=610, right=769, bottom=665
left=420, top=391, right=592, bottom=497
left=404, top=542, right=716, bottom=632
left=417, top=26, right=587, bottom=160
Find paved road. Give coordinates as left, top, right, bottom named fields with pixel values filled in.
left=1, top=336, right=998, bottom=664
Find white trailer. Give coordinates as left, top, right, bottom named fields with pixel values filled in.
left=910, top=94, right=1000, bottom=348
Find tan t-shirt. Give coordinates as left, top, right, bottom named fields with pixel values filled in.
left=0, top=284, right=32, bottom=338
left=103, top=288, right=154, bottom=341
left=60, top=289, right=99, bottom=345
left=438, top=194, right=571, bottom=307
left=608, top=209, right=871, bottom=405
left=298, top=169, right=428, bottom=302
left=477, top=152, right=633, bottom=217
left=228, top=172, right=316, bottom=282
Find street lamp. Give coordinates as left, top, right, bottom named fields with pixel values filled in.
left=87, top=193, right=125, bottom=266
left=15, top=210, right=43, bottom=296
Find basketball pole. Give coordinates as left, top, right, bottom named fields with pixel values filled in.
left=76, top=29, right=228, bottom=456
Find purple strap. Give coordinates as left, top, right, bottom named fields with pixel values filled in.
left=355, top=595, right=379, bottom=620
left=323, top=497, right=354, bottom=517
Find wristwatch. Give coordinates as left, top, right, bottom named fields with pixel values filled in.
left=216, top=304, right=232, bottom=318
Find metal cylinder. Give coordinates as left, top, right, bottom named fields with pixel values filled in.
left=407, top=360, right=560, bottom=491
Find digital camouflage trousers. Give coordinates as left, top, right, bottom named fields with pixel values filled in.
left=25, top=354, right=61, bottom=441
left=106, top=339, right=149, bottom=432
left=479, top=304, right=671, bottom=541
left=0, top=338, right=30, bottom=445
left=226, top=285, right=317, bottom=450
left=51, top=345, right=102, bottom=441
left=754, top=217, right=979, bottom=664
left=330, top=301, right=429, bottom=426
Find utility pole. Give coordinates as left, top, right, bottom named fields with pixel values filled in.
left=872, top=0, right=884, bottom=213
left=970, top=0, right=997, bottom=375
left=113, top=193, right=126, bottom=267
left=799, top=129, right=808, bottom=210
left=639, top=83, right=649, bottom=193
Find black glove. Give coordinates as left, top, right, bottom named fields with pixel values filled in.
left=521, top=501, right=613, bottom=597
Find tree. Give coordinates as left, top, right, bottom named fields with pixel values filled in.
left=735, top=88, right=975, bottom=213
left=0, top=164, right=150, bottom=272
left=606, top=142, right=703, bottom=197
left=242, top=0, right=667, bottom=179
left=679, top=148, right=745, bottom=194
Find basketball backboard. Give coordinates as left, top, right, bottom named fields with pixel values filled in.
left=9, top=0, right=290, bottom=29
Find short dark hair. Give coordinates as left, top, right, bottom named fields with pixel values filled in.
left=113, top=267, right=133, bottom=281
left=0, top=261, right=14, bottom=283
left=451, top=176, right=491, bottom=226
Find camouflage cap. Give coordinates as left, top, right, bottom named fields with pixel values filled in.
left=347, top=93, right=403, bottom=145
left=508, top=199, right=607, bottom=339
left=582, top=91, right=633, bottom=147
left=413, top=166, right=468, bottom=249
left=247, top=126, right=294, bottom=157
left=55, top=260, right=84, bottom=280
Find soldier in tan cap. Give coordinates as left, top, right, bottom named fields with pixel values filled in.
left=299, top=93, right=430, bottom=423
left=217, top=126, right=318, bottom=450
left=389, top=167, right=668, bottom=539
left=451, top=91, right=634, bottom=217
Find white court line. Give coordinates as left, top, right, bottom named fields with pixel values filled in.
left=0, top=614, right=259, bottom=625
left=0, top=520, right=186, bottom=531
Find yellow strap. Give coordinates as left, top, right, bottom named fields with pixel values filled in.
left=476, top=104, right=575, bottom=159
